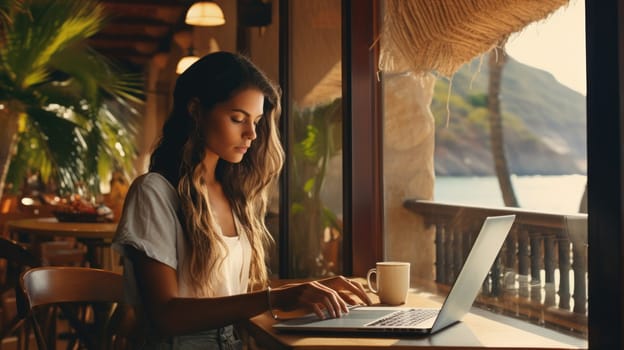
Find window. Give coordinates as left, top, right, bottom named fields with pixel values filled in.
left=281, top=0, right=344, bottom=278
left=275, top=0, right=623, bottom=346
left=379, top=0, right=587, bottom=341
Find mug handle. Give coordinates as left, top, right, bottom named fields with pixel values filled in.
left=366, top=268, right=378, bottom=293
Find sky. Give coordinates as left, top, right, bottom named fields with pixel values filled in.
left=506, top=0, right=586, bottom=95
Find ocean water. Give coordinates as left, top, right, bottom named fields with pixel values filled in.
left=434, top=174, right=587, bottom=214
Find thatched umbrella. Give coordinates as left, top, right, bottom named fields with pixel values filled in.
left=379, top=0, right=570, bottom=76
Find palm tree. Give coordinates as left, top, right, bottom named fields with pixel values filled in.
left=488, top=45, right=519, bottom=207
left=0, top=0, right=142, bottom=197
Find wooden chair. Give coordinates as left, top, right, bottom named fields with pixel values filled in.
left=0, top=236, right=40, bottom=350
left=39, top=240, right=87, bottom=267
left=20, top=267, right=136, bottom=350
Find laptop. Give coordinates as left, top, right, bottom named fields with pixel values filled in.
left=273, top=214, right=516, bottom=335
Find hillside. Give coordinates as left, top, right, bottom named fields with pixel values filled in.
left=432, top=53, right=586, bottom=176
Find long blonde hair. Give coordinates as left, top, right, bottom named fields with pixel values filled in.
left=150, top=52, right=284, bottom=295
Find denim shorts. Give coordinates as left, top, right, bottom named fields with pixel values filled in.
left=141, top=325, right=242, bottom=350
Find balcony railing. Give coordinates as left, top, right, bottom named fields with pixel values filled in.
left=404, top=199, right=588, bottom=336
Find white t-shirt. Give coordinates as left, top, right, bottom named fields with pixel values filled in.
left=112, top=172, right=251, bottom=305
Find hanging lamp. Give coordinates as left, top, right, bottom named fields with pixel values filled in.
left=185, top=1, right=225, bottom=26
left=176, top=48, right=200, bottom=74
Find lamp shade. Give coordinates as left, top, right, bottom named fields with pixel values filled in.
left=176, top=55, right=200, bottom=74
left=185, top=1, right=225, bottom=26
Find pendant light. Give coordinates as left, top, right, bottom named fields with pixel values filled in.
left=176, top=48, right=199, bottom=74
left=185, top=1, right=225, bottom=27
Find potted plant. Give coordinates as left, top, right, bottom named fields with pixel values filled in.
left=0, top=0, right=142, bottom=200
left=289, top=98, right=343, bottom=277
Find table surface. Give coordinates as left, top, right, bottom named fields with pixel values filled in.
left=7, top=217, right=119, bottom=269
left=7, top=217, right=117, bottom=240
left=245, top=282, right=588, bottom=350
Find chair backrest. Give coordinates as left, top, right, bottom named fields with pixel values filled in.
left=0, top=237, right=40, bottom=295
left=20, top=267, right=130, bottom=350
left=0, top=237, right=40, bottom=346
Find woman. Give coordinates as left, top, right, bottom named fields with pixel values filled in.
left=112, top=51, right=371, bottom=349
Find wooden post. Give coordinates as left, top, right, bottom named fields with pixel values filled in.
left=435, top=223, right=445, bottom=283
left=558, top=237, right=571, bottom=310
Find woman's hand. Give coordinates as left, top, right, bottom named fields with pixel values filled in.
left=271, top=276, right=372, bottom=319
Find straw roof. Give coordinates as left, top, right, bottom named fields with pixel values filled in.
left=379, top=0, right=570, bottom=77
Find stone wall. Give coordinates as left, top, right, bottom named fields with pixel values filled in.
left=383, top=72, right=437, bottom=281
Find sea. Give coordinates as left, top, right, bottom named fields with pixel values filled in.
left=434, top=174, right=587, bottom=215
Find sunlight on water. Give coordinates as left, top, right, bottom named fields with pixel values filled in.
left=434, top=175, right=587, bottom=214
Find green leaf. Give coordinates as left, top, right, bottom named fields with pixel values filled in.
left=303, top=177, right=315, bottom=195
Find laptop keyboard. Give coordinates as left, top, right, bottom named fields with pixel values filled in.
left=365, top=309, right=438, bottom=327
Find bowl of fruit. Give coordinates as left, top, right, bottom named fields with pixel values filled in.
left=53, top=197, right=114, bottom=223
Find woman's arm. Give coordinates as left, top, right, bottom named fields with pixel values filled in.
left=130, top=248, right=269, bottom=335
left=130, top=248, right=372, bottom=336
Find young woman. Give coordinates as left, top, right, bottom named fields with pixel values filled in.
left=112, top=51, right=371, bottom=349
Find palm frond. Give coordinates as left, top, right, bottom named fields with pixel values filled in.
left=16, top=107, right=87, bottom=193
left=94, top=110, right=137, bottom=191
left=0, top=0, right=23, bottom=27
left=4, top=134, right=48, bottom=194
left=2, top=0, right=105, bottom=90
left=49, top=45, right=144, bottom=107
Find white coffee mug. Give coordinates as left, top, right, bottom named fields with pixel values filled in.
left=366, top=261, right=410, bottom=305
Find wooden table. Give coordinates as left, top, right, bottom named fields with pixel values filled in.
left=244, top=283, right=588, bottom=349
left=7, top=217, right=117, bottom=269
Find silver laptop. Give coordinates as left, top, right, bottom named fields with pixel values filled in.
left=273, top=214, right=516, bottom=335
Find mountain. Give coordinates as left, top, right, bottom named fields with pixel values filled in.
left=432, top=53, right=586, bottom=176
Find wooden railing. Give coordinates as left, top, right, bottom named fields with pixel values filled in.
left=404, top=199, right=588, bottom=336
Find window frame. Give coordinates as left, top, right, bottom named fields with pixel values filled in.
left=341, top=0, right=384, bottom=277
left=277, top=0, right=384, bottom=278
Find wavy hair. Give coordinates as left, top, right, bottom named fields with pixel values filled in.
left=150, top=52, right=284, bottom=296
